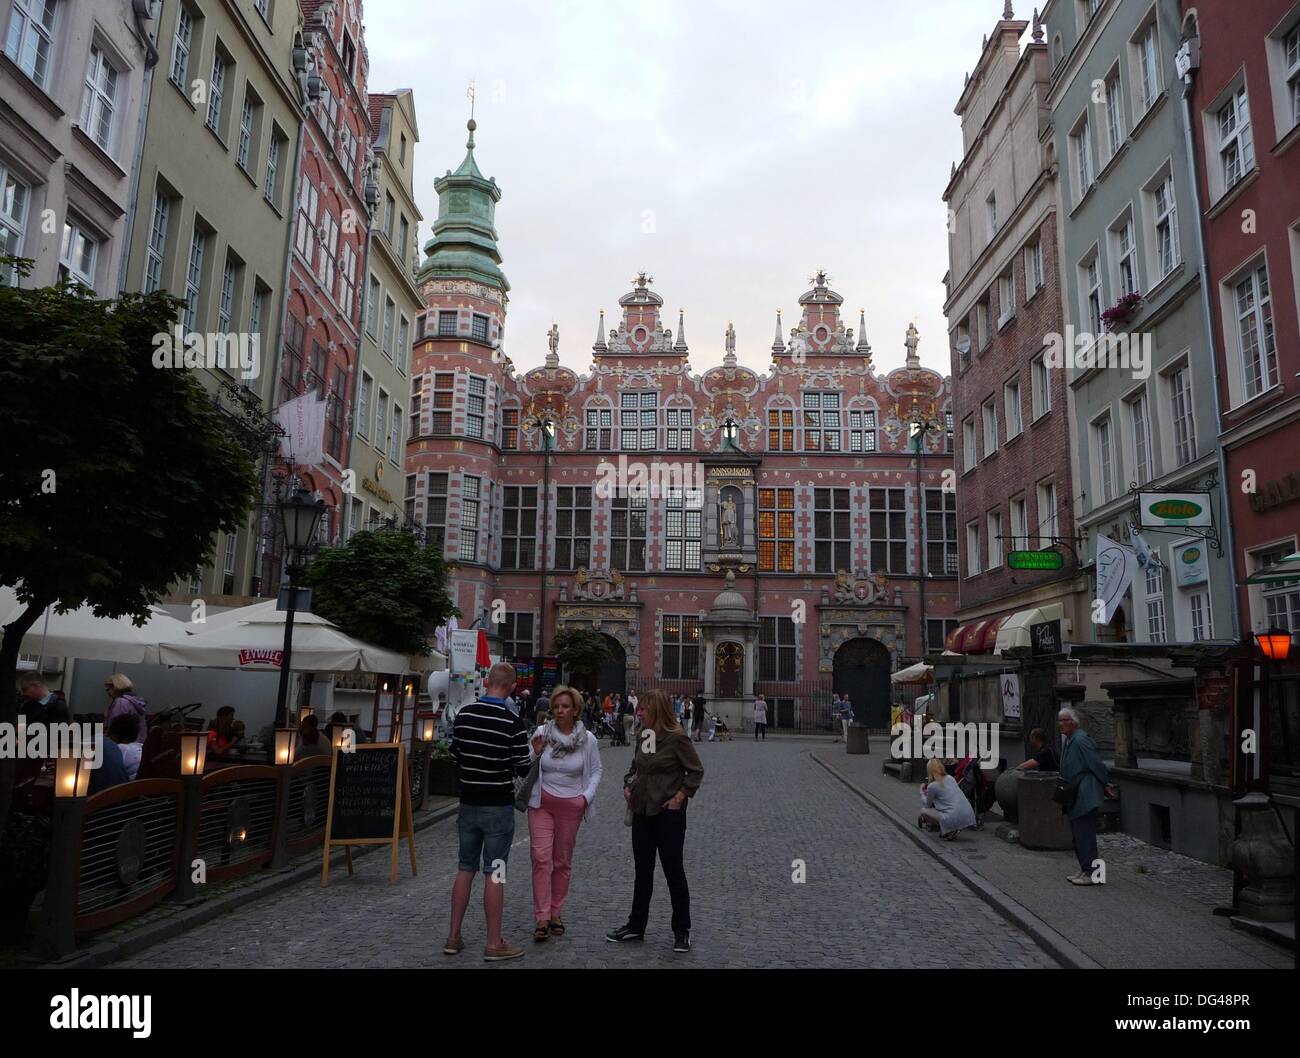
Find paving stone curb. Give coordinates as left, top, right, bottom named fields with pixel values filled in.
left=810, top=751, right=1102, bottom=970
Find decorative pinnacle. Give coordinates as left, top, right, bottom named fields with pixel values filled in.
left=1003, top=1, right=1014, bottom=20
left=1032, top=7, right=1044, bottom=41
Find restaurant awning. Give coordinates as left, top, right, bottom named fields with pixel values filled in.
left=891, top=661, right=934, bottom=684
left=1245, top=550, right=1300, bottom=584
left=994, top=602, right=1067, bottom=654
left=945, top=616, right=1007, bottom=654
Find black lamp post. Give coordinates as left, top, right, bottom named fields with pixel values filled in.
left=274, top=487, right=327, bottom=728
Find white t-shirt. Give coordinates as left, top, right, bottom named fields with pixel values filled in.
left=120, top=741, right=142, bottom=780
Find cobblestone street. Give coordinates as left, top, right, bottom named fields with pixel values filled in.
left=113, top=739, right=1056, bottom=969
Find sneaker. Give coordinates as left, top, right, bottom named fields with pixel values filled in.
left=605, top=924, right=645, bottom=943
left=673, top=931, right=691, bottom=953
left=443, top=936, right=464, bottom=956
left=1068, top=873, right=1095, bottom=886
left=483, top=943, right=526, bottom=962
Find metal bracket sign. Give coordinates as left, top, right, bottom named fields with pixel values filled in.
left=1138, top=491, right=1213, bottom=527
left=1008, top=550, right=1064, bottom=571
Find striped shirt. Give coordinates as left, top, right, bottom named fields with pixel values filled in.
left=450, top=696, right=532, bottom=805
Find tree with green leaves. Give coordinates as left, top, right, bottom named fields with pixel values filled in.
left=550, top=627, right=615, bottom=687
left=302, top=529, right=457, bottom=656
left=0, top=263, right=263, bottom=835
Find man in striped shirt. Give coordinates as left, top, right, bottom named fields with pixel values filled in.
left=444, top=661, right=533, bottom=961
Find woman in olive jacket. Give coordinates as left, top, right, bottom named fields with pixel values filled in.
left=606, top=689, right=704, bottom=953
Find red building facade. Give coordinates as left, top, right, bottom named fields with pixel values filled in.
left=272, top=0, right=372, bottom=555
left=407, top=124, right=958, bottom=730
left=1184, top=0, right=1300, bottom=637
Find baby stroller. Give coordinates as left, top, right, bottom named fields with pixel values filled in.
left=953, top=756, right=996, bottom=830
left=598, top=713, right=620, bottom=741
left=708, top=713, right=732, bottom=741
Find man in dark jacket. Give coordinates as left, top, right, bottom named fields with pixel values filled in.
left=19, top=674, right=71, bottom=725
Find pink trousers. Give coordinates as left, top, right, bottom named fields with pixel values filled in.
left=528, top=789, right=586, bottom=921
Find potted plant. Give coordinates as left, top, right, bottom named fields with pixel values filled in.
left=1101, top=291, right=1143, bottom=330
left=426, top=738, right=459, bottom=796
left=0, top=811, right=51, bottom=944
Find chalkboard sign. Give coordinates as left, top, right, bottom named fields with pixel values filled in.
left=321, top=743, right=417, bottom=886
left=1030, top=619, right=1062, bottom=656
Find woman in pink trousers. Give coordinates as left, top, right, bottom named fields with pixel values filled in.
left=527, top=686, right=602, bottom=941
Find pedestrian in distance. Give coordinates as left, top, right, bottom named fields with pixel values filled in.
left=1015, top=727, right=1058, bottom=772
left=1057, top=707, right=1116, bottom=886
left=607, top=689, right=704, bottom=953
left=753, top=693, right=768, bottom=741
left=18, top=673, right=71, bottom=726
left=691, top=692, right=707, bottom=742
left=104, top=673, right=148, bottom=743
left=445, top=661, right=534, bottom=962
left=527, top=686, right=602, bottom=942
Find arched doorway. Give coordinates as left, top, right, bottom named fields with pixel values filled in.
left=715, top=641, right=744, bottom=697
left=595, top=634, right=626, bottom=697
left=833, top=638, right=891, bottom=728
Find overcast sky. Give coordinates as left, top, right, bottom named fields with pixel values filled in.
left=364, top=0, right=1003, bottom=376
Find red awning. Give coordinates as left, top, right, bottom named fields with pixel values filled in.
left=973, top=615, right=1008, bottom=653
left=947, top=623, right=977, bottom=653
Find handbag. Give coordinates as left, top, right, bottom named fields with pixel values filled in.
left=513, top=756, right=541, bottom=813
left=1052, top=776, right=1078, bottom=810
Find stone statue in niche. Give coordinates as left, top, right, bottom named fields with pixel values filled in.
left=719, top=487, right=740, bottom=548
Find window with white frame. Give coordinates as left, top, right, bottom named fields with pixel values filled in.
left=802, top=391, right=841, bottom=451
left=397, top=315, right=409, bottom=375
left=1167, top=363, right=1197, bottom=467
left=1093, top=412, right=1116, bottom=503
left=661, top=615, right=701, bottom=680
left=1127, top=388, right=1153, bottom=484
left=1010, top=495, right=1028, bottom=550
left=0, top=165, right=29, bottom=285
left=664, top=486, right=703, bottom=571
left=338, top=242, right=356, bottom=319
left=925, top=488, right=958, bottom=574
left=986, top=191, right=998, bottom=239
left=5, top=0, right=57, bottom=89
left=143, top=187, right=170, bottom=293
left=1136, top=20, right=1161, bottom=111
left=80, top=45, right=119, bottom=154
left=1025, top=238, right=1044, bottom=294
left=365, top=275, right=380, bottom=336
left=389, top=403, right=402, bottom=463
left=976, top=297, right=990, bottom=349
left=610, top=488, right=648, bottom=571
left=966, top=521, right=981, bottom=576
left=425, top=473, right=448, bottom=552
left=1037, top=481, right=1058, bottom=544
left=1071, top=112, right=1093, bottom=197
left=1004, top=379, right=1023, bottom=439
left=1032, top=353, right=1052, bottom=419
left=206, top=49, right=227, bottom=135
left=466, top=375, right=486, bottom=439
left=987, top=511, right=1003, bottom=569
left=222, top=533, right=237, bottom=594
left=357, top=372, right=372, bottom=439
left=758, top=488, right=795, bottom=572
left=814, top=488, right=852, bottom=573
left=458, top=476, right=481, bottom=562
left=665, top=406, right=693, bottom=449
left=1285, top=24, right=1300, bottom=128
left=982, top=398, right=998, bottom=455
left=58, top=219, right=97, bottom=289
left=849, top=408, right=877, bottom=452
left=170, top=4, right=192, bottom=88
left=317, top=210, right=338, bottom=293
left=217, top=257, right=236, bottom=334
left=382, top=193, right=394, bottom=240
left=962, top=417, right=977, bottom=471
left=1113, top=215, right=1138, bottom=296
left=295, top=179, right=317, bottom=265
left=501, top=613, right=534, bottom=660
left=1189, top=590, right=1211, bottom=641
left=1151, top=174, right=1180, bottom=279
left=1104, top=69, right=1125, bottom=160
left=1234, top=262, right=1278, bottom=400
left=554, top=486, right=592, bottom=569
left=264, top=131, right=281, bottom=206
left=585, top=405, right=612, bottom=450
left=375, top=389, right=389, bottom=455
left=398, top=215, right=409, bottom=260
left=1144, top=563, right=1167, bottom=642
left=1217, top=87, right=1254, bottom=191
left=945, top=410, right=954, bottom=453
left=1083, top=253, right=1103, bottom=333
left=1255, top=543, right=1300, bottom=632
left=620, top=391, right=658, bottom=450
left=998, top=270, right=1015, bottom=324
left=237, top=92, right=257, bottom=171
left=381, top=296, right=395, bottom=359
left=183, top=225, right=204, bottom=328
left=869, top=488, right=908, bottom=574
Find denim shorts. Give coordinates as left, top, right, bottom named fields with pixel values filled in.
left=457, top=803, right=516, bottom=875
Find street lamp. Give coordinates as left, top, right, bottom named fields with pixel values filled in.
left=274, top=487, right=327, bottom=728
left=1254, top=628, right=1293, bottom=662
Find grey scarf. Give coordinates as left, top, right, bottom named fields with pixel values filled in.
left=544, top=720, right=586, bottom=757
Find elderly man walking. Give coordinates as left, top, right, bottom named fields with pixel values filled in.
left=445, top=661, right=534, bottom=960
left=1057, top=707, right=1116, bottom=886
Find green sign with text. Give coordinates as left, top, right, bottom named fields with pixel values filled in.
left=1007, top=550, right=1064, bottom=571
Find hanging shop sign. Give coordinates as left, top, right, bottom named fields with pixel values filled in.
left=1008, top=550, right=1064, bottom=570
left=1171, top=540, right=1209, bottom=586
left=1139, top=492, right=1213, bottom=528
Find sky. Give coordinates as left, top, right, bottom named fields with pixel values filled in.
left=363, top=0, right=1003, bottom=376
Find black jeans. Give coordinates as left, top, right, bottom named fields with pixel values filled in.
left=755, top=722, right=766, bottom=740
left=629, top=807, right=690, bottom=934
left=1069, top=809, right=1099, bottom=873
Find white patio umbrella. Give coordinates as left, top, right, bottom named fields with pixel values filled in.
left=157, top=604, right=411, bottom=673
left=891, top=661, right=934, bottom=684
left=0, top=586, right=192, bottom=665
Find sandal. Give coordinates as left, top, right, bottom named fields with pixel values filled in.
left=549, top=919, right=565, bottom=937
left=533, top=922, right=550, bottom=943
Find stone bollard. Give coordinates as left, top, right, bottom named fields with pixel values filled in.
left=1017, top=771, right=1073, bottom=850
left=1232, top=792, right=1296, bottom=923
left=846, top=723, right=871, bottom=755
left=994, top=768, right=1021, bottom=825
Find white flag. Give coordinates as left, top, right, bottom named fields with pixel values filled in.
left=1095, top=534, right=1137, bottom=626
left=275, top=393, right=326, bottom=466
left=1131, top=531, right=1159, bottom=571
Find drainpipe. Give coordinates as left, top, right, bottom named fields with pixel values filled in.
left=538, top=422, right=553, bottom=656
left=916, top=431, right=927, bottom=658
left=116, top=2, right=160, bottom=291
left=1178, top=35, right=1241, bottom=642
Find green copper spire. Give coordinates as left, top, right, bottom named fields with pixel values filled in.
left=418, top=118, right=509, bottom=291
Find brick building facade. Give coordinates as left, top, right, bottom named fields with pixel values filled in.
left=407, top=122, right=958, bottom=730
